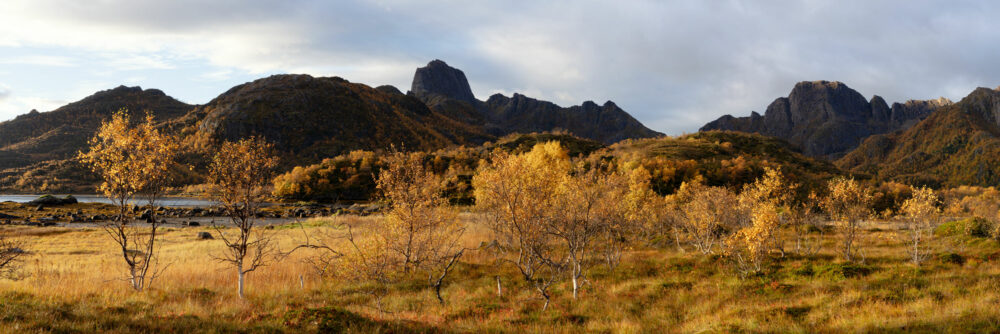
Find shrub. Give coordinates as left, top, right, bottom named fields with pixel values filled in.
left=935, top=218, right=991, bottom=238
left=939, top=252, right=966, bottom=265
left=812, top=263, right=874, bottom=280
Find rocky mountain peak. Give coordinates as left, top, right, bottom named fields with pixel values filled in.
left=701, top=80, right=945, bottom=158
left=410, top=59, right=476, bottom=103
left=787, top=80, right=870, bottom=122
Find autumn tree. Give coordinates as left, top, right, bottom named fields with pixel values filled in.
left=899, top=186, right=940, bottom=266
left=78, top=109, right=179, bottom=291
left=473, top=141, right=570, bottom=311
left=788, top=192, right=824, bottom=256
left=726, top=167, right=794, bottom=275
left=375, top=151, right=465, bottom=304
left=340, top=232, right=400, bottom=314
left=821, top=177, right=873, bottom=262
left=549, top=166, right=613, bottom=299
left=601, top=164, right=660, bottom=270
left=0, top=231, right=25, bottom=278
left=941, top=186, right=1000, bottom=225
left=669, top=177, right=740, bottom=254
left=209, top=137, right=279, bottom=299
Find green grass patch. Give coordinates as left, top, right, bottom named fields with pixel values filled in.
left=935, top=217, right=992, bottom=238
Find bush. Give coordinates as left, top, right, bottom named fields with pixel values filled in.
left=939, top=252, right=966, bottom=265
left=935, top=217, right=992, bottom=238
left=793, top=263, right=873, bottom=280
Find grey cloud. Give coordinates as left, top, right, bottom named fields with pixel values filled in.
left=7, top=0, right=1000, bottom=134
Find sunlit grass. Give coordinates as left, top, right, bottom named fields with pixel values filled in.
left=3, top=215, right=1000, bottom=332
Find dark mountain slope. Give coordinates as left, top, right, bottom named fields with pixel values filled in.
left=409, top=60, right=662, bottom=144
left=0, top=86, right=192, bottom=164
left=701, top=81, right=950, bottom=159
left=186, top=74, right=494, bottom=166
left=837, top=87, right=1000, bottom=187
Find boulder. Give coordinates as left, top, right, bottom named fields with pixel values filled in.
left=28, top=194, right=78, bottom=206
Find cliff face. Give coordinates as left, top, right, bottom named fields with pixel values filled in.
left=409, top=60, right=662, bottom=144
left=410, top=59, right=478, bottom=104
left=837, top=87, right=1000, bottom=187
left=701, top=81, right=950, bottom=159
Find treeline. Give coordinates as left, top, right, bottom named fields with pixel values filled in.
left=271, top=132, right=606, bottom=204
left=271, top=131, right=844, bottom=205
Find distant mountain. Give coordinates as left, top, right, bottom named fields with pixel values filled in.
left=700, top=81, right=950, bottom=159
left=0, top=60, right=662, bottom=192
left=0, top=86, right=192, bottom=191
left=409, top=60, right=663, bottom=144
left=837, top=86, right=1000, bottom=187
left=0, top=86, right=192, bottom=166
left=184, top=74, right=493, bottom=166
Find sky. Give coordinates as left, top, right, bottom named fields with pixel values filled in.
left=1, top=0, right=999, bottom=135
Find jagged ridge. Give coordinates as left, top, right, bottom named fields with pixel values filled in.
left=408, top=60, right=662, bottom=144
left=837, top=86, right=1000, bottom=187
left=701, top=80, right=950, bottom=159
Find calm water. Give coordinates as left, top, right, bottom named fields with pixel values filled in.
left=0, top=194, right=218, bottom=207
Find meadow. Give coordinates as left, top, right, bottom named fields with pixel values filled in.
left=2, top=212, right=1000, bottom=333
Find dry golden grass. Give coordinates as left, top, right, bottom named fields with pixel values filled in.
left=2, top=214, right=1000, bottom=333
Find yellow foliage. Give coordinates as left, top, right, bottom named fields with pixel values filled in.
left=822, top=177, right=874, bottom=261
left=726, top=167, right=794, bottom=273
left=78, top=109, right=180, bottom=207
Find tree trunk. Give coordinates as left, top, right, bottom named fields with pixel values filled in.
left=571, top=261, right=581, bottom=299
left=130, top=267, right=139, bottom=291
left=237, top=262, right=245, bottom=299
left=496, top=276, right=502, bottom=297
left=435, top=282, right=444, bottom=304
left=572, top=274, right=579, bottom=299
left=541, top=293, right=550, bottom=312
left=672, top=226, right=686, bottom=253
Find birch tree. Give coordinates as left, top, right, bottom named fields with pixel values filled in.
left=899, top=186, right=939, bottom=266
left=671, top=178, right=740, bottom=254
left=726, top=167, right=793, bottom=275
left=375, top=151, right=465, bottom=304
left=821, top=177, right=873, bottom=262
left=473, top=141, right=569, bottom=311
left=78, top=109, right=178, bottom=291
left=209, top=137, right=278, bottom=299
left=0, top=231, right=25, bottom=278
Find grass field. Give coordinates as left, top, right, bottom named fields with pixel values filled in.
left=2, top=213, right=1000, bottom=333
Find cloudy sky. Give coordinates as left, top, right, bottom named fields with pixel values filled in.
left=0, top=0, right=998, bottom=135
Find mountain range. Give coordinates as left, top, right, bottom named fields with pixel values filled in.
left=837, top=86, right=1000, bottom=187
left=2, top=57, right=999, bottom=193
left=701, top=80, right=1000, bottom=188
left=0, top=60, right=661, bottom=192
left=701, top=81, right=951, bottom=159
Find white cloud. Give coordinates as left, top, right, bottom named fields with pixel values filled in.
left=0, top=94, right=67, bottom=120
left=1, top=0, right=1000, bottom=134
left=0, top=55, right=76, bottom=67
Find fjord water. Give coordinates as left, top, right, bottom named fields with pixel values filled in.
left=0, top=194, right=217, bottom=207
